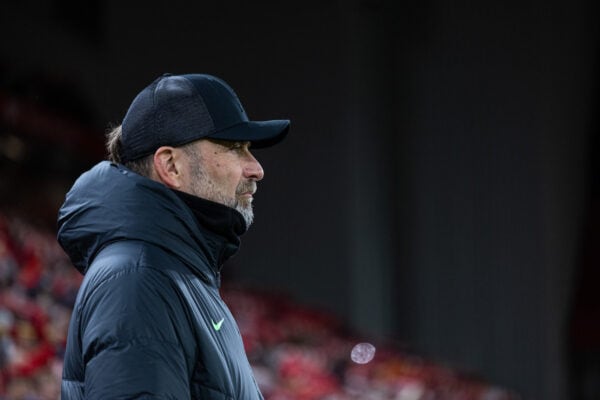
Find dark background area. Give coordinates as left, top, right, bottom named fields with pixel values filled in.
left=0, top=1, right=599, bottom=399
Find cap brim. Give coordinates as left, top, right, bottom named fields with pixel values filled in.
left=207, top=119, right=290, bottom=148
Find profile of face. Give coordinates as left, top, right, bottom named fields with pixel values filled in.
left=180, top=139, right=264, bottom=227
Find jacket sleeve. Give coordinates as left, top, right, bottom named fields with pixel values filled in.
left=78, top=265, right=196, bottom=399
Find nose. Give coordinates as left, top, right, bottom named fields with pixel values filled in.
left=243, top=152, right=264, bottom=181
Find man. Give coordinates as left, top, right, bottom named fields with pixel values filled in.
left=57, top=73, right=289, bottom=399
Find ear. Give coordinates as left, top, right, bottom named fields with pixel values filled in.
left=153, top=146, right=184, bottom=189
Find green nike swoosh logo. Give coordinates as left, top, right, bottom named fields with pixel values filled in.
left=212, top=318, right=224, bottom=331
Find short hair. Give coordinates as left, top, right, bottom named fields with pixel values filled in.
left=105, top=125, right=153, bottom=177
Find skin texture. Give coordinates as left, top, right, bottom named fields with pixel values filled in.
left=152, top=139, right=264, bottom=226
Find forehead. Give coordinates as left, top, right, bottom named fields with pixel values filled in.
left=183, top=138, right=250, bottom=155
left=206, top=138, right=251, bottom=147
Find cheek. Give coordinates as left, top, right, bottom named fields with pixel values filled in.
left=209, top=163, right=243, bottom=193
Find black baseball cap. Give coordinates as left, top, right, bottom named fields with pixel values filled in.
left=120, top=73, right=290, bottom=162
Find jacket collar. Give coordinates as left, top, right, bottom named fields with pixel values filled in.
left=57, top=162, right=245, bottom=287
left=172, top=189, right=246, bottom=275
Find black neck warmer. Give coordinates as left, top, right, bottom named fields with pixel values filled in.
left=172, top=189, right=247, bottom=269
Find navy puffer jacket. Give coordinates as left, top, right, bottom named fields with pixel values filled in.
left=57, top=161, right=263, bottom=399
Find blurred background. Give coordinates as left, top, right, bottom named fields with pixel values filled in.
left=0, top=0, right=599, bottom=399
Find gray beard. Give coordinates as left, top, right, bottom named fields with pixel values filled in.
left=187, top=157, right=255, bottom=228
left=235, top=203, right=254, bottom=228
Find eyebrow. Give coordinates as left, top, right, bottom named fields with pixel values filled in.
left=209, top=139, right=251, bottom=148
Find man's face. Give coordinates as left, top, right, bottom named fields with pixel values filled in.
left=180, top=139, right=264, bottom=227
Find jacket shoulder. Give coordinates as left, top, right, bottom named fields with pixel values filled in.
left=63, top=241, right=200, bottom=399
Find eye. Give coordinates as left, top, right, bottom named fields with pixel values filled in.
left=211, top=139, right=250, bottom=152
left=227, top=141, right=250, bottom=152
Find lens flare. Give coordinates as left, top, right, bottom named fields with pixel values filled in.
left=350, top=342, right=376, bottom=364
